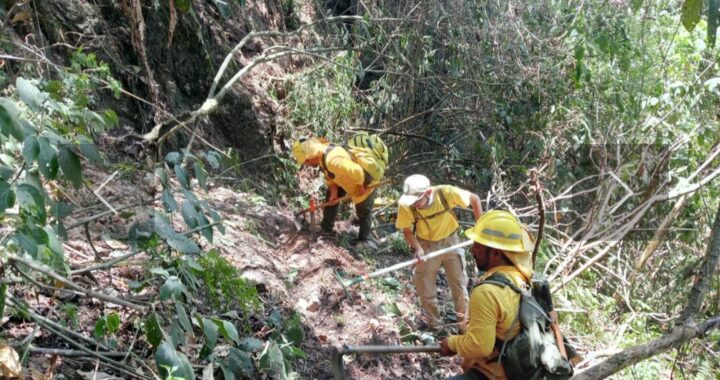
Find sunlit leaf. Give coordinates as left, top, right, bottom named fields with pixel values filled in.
left=16, top=77, right=47, bottom=112
left=681, top=0, right=702, bottom=32
left=160, top=276, right=187, bottom=301
left=145, top=312, right=163, bottom=347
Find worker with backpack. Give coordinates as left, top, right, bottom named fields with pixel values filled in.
left=439, top=210, right=576, bottom=380
left=292, top=133, right=388, bottom=248
left=396, top=174, right=483, bottom=333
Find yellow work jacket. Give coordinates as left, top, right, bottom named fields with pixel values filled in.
left=447, top=265, right=525, bottom=380
left=395, top=185, right=471, bottom=241
left=322, top=146, right=374, bottom=205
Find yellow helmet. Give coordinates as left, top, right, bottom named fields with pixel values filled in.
left=465, top=210, right=529, bottom=252
left=292, top=137, right=328, bottom=165
left=465, top=210, right=535, bottom=279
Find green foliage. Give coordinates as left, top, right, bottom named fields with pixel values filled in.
left=197, top=249, right=261, bottom=316
left=156, top=340, right=195, bottom=380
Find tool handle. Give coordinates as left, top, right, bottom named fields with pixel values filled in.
left=295, top=179, right=392, bottom=216
left=338, top=344, right=442, bottom=354
left=345, top=240, right=473, bottom=286
left=549, top=311, right=568, bottom=359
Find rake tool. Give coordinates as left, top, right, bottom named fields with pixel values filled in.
left=337, top=239, right=473, bottom=287
left=331, top=344, right=441, bottom=380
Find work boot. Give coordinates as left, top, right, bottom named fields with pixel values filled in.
left=350, top=238, right=377, bottom=250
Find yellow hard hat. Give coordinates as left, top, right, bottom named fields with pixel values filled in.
left=292, top=137, right=328, bottom=165
left=465, top=210, right=529, bottom=252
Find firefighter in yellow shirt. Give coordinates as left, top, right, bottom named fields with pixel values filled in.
left=396, top=174, right=483, bottom=331
left=292, top=137, right=377, bottom=247
left=439, top=210, right=534, bottom=380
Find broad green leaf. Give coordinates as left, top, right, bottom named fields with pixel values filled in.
left=166, top=234, right=200, bottom=254
left=38, top=137, right=59, bottom=180
left=16, top=77, right=47, bottom=112
left=285, top=322, right=305, bottom=346
left=165, top=152, right=181, bottom=164
left=145, top=312, right=163, bottom=347
left=197, top=211, right=213, bottom=243
left=238, top=337, right=264, bottom=352
left=709, top=0, right=719, bottom=48
left=102, top=109, right=119, bottom=128
left=681, top=0, right=702, bottom=32
left=194, top=161, right=207, bottom=191
left=207, top=208, right=224, bottom=234
left=227, top=348, right=254, bottom=378
left=14, top=233, right=39, bottom=257
left=155, top=167, right=169, bottom=188
left=16, top=183, right=46, bottom=223
left=202, top=317, right=218, bottom=349
left=22, top=136, right=39, bottom=163
left=175, top=165, right=191, bottom=190
left=153, top=212, right=176, bottom=240
left=156, top=340, right=196, bottom=380
left=211, top=0, right=232, bottom=19
left=78, top=136, right=103, bottom=164
left=0, top=99, right=24, bottom=141
left=106, top=312, right=121, bottom=334
left=176, top=303, right=193, bottom=333
left=258, top=340, right=286, bottom=378
left=169, top=319, right=186, bottom=347
left=0, top=181, right=15, bottom=213
left=160, top=276, right=186, bottom=301
left=175, top=0, right=191, bottom=12
left=180, top=202, right=198, bottom=229
left=162, top=189, right=177, bottom=212
left=213, top=319, right=239, bottom=344
left=149, top=267, right=171, bottom=277
left=204, top=151, right=220, bottom=170
left=59, top=146, right=83, bottom=188
left=49, top=201, right=75, bottom=219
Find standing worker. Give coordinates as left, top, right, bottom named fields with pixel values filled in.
left=439, top=210, right=534, bottom=380
left=396, top=174, right=483, bottom=332
left=292, top=135, right=388, bottom=248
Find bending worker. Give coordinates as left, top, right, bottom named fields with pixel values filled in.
left=439, top=210, right=534, bottom=380
left=292, top=137, right=378, bottom=248
left=396, top=174, right=482, bottom=332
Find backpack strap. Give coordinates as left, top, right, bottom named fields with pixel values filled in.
left=321, top=144, right=337, bottom=179
left=339, top=143, right=374, bottom=187
left=411, top=188, right=457, bottom=234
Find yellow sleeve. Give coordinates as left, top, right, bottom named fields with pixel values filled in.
left=395, top=205, right=415, bottom=230
left=447, top=286, right=500, bottom=358
left=443, top=185, right=472, bottom=208
left=326, top=155, right=365, bottom=186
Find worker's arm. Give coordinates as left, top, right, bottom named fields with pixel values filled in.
left=447, top=287, right=499, bottom=359
left=402, top=227, right=425, bottom=261
left=469, top=193, right=483, bottom=221
left=327, top=184, right=339, bottom=204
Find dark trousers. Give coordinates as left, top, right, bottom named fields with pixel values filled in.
left=321, top=187, right=376, bottom=241
left=445, top=369, right=488, bottom=380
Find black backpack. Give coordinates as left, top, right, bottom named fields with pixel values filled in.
left=478, top=273, right=576, bottom=380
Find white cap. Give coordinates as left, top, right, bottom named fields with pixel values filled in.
left=398, top=174, right=431, bottom=206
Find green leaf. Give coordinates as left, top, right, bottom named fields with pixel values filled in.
left=0, top=99, right=24, bottom=141
left=106, top=312, right=121, bottom=334
left=16, top=183, right=46, bottom=223
left=227, top=348, right=254, bottom=378
left=631, top=0, right=643, bottom=12
left=204, top=151, right=220, bottom=170
left=102, top=110, right=119, bottom=128
left=0, top=282, right=7, bottom=322
left=16, top=77, right=47, bottom=112
left=149, top=267, right=171, bottom=277
left=180, top=201, right=198, bottom=229
left=258, top=340, right=286, bottom=378
left=213, top=319, right=239, bottom=344
left=14, top=233, right=39, bottom=257
left=153, top=212, right=176, bottom=240
left=681, top=0, right=702, bottom=32
left=22, top=136, right=39, bottom=163
left=0, top=181, right=15, bottom=213
left=211, top=0, right=232, bottom=19
left=145, top=313, right=163, bottom=347
left=197, top=211, right=212, bottom=243
left=175, top=165, right=191, bottom=190
left=38, top=137, right=59, bottom=180
left=285, top=322, right=305, bottom=346
left=207, top=208, right=224, bottom=234
left=194, top=161, right=207, bottom=191
left=59, top=146, right=83, bottom=188
left=162, top=189, right=177, bottom=212
left=202, top=317, right=218, bottom=349
left=176, top=303, right=193, bottom=333
left=165, top=152, right=181, bottom=164
left=166, top=234, right=200, bottom=254
left=175, top=0, right=191, bottom=12
left=94, top=317, right=107, bottom=339
left=160, top=276, right=187, bottom=301
left=238, top=337, right=264, bottom=352
left=78, top=135, right=103, bottom=164
left=169, top=319, right=187, bottom=347
left=156, top=340, right=196, bottom=380
left=709, top=0, right=719, bottom=48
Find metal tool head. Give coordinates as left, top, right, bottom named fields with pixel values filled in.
left=331, top=345, right=348, bottom=380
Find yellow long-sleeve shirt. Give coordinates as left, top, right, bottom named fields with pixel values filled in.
left=395, top=185, right=472, bottom=241
left=447, top=265, right=526, bottom=379
left=322, top=146, right=374, bottom=205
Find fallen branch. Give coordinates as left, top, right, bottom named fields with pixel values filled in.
left=28, top=347, right=127, bottom=358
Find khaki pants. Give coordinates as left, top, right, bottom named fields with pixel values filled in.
left=413, top=233, right=469, bottom=330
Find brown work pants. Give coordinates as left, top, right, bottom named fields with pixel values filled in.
left=413, top=233, right=469, bottom=330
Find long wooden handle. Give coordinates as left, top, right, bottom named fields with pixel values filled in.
left=549, top=310, right=568, bottom=359
left=338, top=344, right=442, bottom=354
left=295, top=180, right=391, bottom=216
